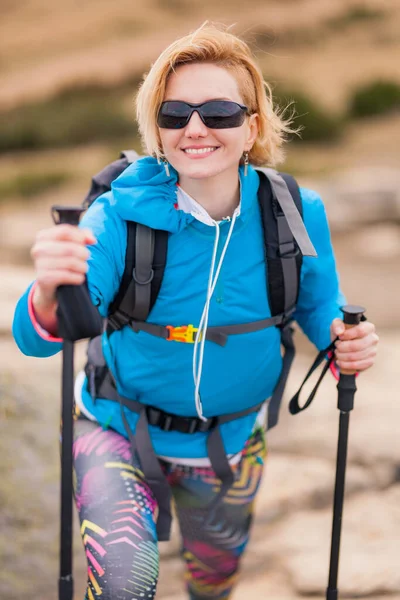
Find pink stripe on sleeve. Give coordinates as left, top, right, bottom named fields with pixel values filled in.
left=28, top=282, right=63, bottom=343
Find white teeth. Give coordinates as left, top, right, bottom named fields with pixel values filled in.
left=184, top=147, right=217, bottom=154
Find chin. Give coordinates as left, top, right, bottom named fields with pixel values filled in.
left=179, top=162, right=232, bottom=180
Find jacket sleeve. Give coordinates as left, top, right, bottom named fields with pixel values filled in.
left=292, top=187, right=346, bottom=350
left=12, top=192, right=126, bottom=357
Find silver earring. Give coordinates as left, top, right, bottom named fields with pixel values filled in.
left=243, top=151, right=249, bottom=177
left=157, top=155, right=170, bottom=177
left=162, top=158, right=170, bottom=177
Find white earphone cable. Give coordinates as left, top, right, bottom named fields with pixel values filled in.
left=192, top=211, right=238, bottom=420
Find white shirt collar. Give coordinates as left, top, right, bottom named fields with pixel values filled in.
left=176, top=185, right=241, bottom=226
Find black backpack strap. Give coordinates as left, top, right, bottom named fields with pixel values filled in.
left=256, top=168, right=316, bottom=429
left=107, top=223, right=168, bottom=333
left=278, top=173, right=304, bottom=314
left=258, top=167, right=317, bottom=257
left=257, top=169, right=306, bottom=319
left=126, top=224, right=155, bottom=322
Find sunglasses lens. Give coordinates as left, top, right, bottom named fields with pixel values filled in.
left=201, top=101, right=247, bottom=129
left=157, top=101, right=247, bottom=129
left=158, top=101, right=190, bottom=129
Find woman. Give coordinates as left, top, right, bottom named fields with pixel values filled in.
left=13, top=23, right=378, bottom=600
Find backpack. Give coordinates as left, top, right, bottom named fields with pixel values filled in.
left=82, top=150, right=317, bottom=541
left=83, top=149, right=316, bottom=428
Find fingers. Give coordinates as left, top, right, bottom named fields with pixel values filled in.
left=36, top=224, right=96, bottom=245
left=335, top=331, right=379, bottom=354
left=330, top=317, right=345, bottom=338
left=336, top=356, right=376, bottom=372
left=337, top=321, right=375, bottom=341
left=335, top=342, right=378, bottom=364
left=31, top=240, right=91, bottom=262
left=30, top=225, right=97, bottom=299
left=35, top=269, right=87, bottom=288
left=333, top=318, right=379, bottom=372
left=35, top=255, right=89, bottom=275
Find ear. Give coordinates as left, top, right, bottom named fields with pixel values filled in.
left=244, top=113, right=259, bottom=151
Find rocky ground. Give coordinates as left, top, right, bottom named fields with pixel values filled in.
left=1, top=174, right=399, bottom=599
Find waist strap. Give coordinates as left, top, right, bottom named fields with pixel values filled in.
left=111, top=387, right=264, bottom=541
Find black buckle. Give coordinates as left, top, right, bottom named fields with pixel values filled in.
left=277, top=308, right=296, bottom=331
left=146, top=406, right=218, bottom=434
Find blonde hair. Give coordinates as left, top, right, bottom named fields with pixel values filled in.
left=135, top=23, right=295, bottom=167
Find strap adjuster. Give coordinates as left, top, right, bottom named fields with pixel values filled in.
left=132, top=267, right=154, bottom=286
left=279, top=242, right=300, bottom=258
left=166, top=324, right=200, bottom=343
left=107, top=309, right=131, bottom=332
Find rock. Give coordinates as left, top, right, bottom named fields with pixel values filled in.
left=252, top=486, right=400, bottom=597
left=352, top=224, right=400, bottom=259
left=253, top=454, right=373, bottom=526
left=306, top=167, right=400, bottom=232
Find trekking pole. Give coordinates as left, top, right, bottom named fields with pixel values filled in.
left=326, top=304, right=366, bottom=600
left=51, top=206, right=102, bottom=600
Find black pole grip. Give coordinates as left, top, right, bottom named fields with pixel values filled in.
left=337, top=304, right=365, bottom=412
left=340, top=305, right=365, bottom=326
left=51, top=205, right=102, bottom=341
left=52, top=205, right=86, bottom=226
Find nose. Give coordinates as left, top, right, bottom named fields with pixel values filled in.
left=184, top=110, right=208, bottom=137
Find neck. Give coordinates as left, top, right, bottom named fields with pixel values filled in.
left=178, top=168, right=240, bottom=221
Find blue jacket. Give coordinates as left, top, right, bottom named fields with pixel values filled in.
left=13, top=157, right=345, bottom=458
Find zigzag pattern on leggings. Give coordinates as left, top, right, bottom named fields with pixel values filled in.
left=74, top=415, right=266, bottom=599
left=74, top=421, right=159, bottom=599
left=173, top=428, right=267, bottom=599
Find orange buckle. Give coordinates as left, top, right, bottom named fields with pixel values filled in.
left=166, top=324, right=199, bottom=343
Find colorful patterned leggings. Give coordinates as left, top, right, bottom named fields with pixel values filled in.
left=73, top=414, right=267, bottom=600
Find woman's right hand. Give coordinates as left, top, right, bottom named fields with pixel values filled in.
left=31, top=224, right=97, bottom=313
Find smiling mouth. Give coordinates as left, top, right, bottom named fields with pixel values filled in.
left=182, top=147, right=219, bottom=155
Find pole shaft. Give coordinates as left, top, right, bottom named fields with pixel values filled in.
left=327, top=411, right=350, bottom=596
left=59, top=340, right=74, bottom=600
left=326, top=305, right=364, bottom=600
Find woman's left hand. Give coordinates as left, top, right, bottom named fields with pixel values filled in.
left=330, top=318, right=379, bottom=373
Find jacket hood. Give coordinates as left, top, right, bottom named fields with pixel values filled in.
left=110, top=155, right=260, bottom=232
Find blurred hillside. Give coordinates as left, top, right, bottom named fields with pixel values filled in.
left=0, top=0, right=400, bottom=201
left=1, top=0, right=400, bottom=112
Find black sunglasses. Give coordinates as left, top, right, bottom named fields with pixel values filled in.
left=157, top=100, right=248, bottom=130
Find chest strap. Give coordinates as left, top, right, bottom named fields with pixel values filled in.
left=108, top=313, right=290, bottom=346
